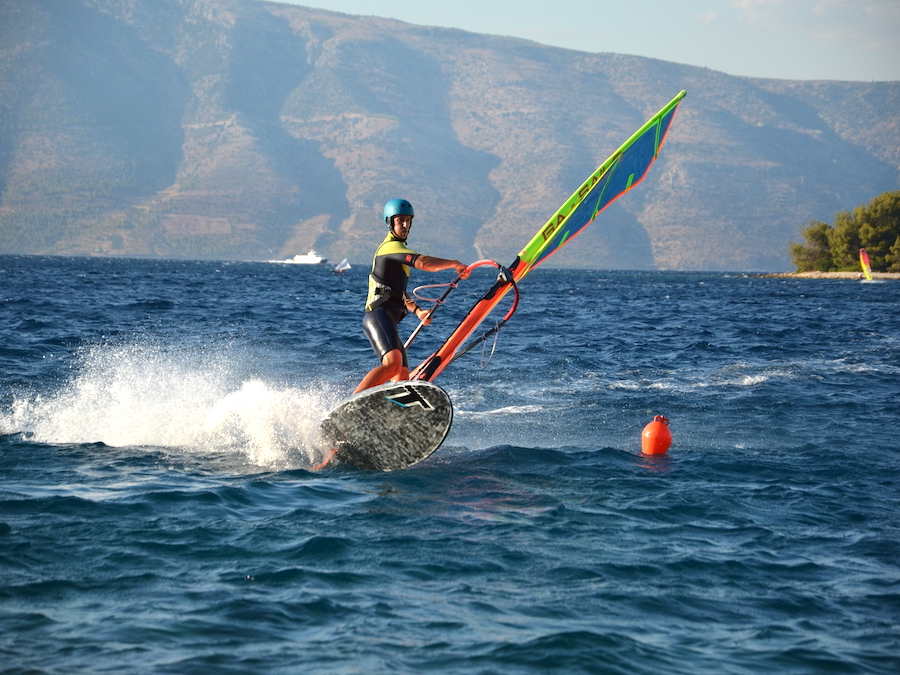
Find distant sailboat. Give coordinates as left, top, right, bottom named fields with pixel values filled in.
left=859, top=248, right=873, bottom=280
left=859, top=248, right=885, bottom=283
left=332, top=257, right=351, bottom=274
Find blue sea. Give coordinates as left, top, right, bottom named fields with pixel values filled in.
left=1, top=255, right=898, bottom=674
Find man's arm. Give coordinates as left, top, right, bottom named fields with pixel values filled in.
left=414, top=255, right=469, bottom=278
left=403, top=293, right=433, bottom=325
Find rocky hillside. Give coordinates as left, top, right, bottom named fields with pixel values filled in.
left=1, top=0, right=898, bottom=270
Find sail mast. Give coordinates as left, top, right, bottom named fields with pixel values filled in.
left=411, top=91, right=687, bottom=382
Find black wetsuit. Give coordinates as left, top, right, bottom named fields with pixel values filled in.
left=362, top=233, right=419, bottom=367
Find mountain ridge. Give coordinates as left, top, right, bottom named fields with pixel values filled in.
left=0, top=0, right=897, bottom=270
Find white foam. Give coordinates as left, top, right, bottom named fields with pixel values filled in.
left=456, top=404, right=545, bottom=417
left=3, top=342, right=341, bottom=469
left=739, top=374, right=769, bottom=386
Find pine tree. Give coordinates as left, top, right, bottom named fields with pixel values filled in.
left=790, top=191, right=900, bottom=272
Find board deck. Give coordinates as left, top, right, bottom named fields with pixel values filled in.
left=319, top=381, right=453, bottom=471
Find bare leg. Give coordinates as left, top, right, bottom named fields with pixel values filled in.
left=353, top=349, right=406, bottom=394
left=389, top=365, right=410, bottom=382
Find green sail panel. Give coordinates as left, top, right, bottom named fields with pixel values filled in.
left=411, top=91, right=686, bottom=382
left=520, top=90, right=685, bottom=275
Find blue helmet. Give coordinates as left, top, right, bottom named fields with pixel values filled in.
left=383, top=199, right=414, bottom=228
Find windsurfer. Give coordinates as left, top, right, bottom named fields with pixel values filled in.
left=354, top=199, right=469, bottom=393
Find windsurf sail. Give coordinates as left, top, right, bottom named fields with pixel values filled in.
left=410, top=90, right=687, bottom=382
left=332, top=257, right=351, bottom=273
left=859, top=248, right=873, bottom=281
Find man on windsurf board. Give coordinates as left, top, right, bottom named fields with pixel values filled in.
left=354, top=199, right=469, bottom=393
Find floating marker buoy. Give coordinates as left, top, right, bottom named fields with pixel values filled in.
left=641, top=415, right=672, bottom=455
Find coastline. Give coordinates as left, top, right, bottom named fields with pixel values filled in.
left=757, top=271, right=900, bottom=280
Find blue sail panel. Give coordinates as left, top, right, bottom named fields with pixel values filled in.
left=533, top=105, right=679, bottom=267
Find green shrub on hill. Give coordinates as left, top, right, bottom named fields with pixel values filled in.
left=790, top=191, right=900, bottom=272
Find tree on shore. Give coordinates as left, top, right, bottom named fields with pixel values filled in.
left=790, top=191, right=900, bottom=272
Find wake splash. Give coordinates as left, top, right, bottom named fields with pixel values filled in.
left=3, top=342, right=342, bottom=469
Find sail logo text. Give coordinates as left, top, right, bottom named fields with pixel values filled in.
left=541, top=174, right=600, bottom=241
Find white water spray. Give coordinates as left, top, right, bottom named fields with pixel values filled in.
left=3, top=342, right=343, bottom=469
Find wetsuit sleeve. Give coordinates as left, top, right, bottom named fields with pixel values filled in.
left=376, top=240, right=419, bottom=268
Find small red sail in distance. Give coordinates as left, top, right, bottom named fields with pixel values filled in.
left=860, top=248, right=873, bottom=281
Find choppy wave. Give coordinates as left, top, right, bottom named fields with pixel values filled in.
left=1, top=258, right=899, bottom=674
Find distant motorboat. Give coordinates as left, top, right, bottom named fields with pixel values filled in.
left=271, top=250, right=328, bottom=264
left=332, top=258, right=351, bottom=274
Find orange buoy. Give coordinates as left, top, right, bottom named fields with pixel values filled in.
left=641, top=415, right=672, bottom=455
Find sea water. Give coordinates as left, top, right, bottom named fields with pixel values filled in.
left=1, top=255, right=898, bottom=674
